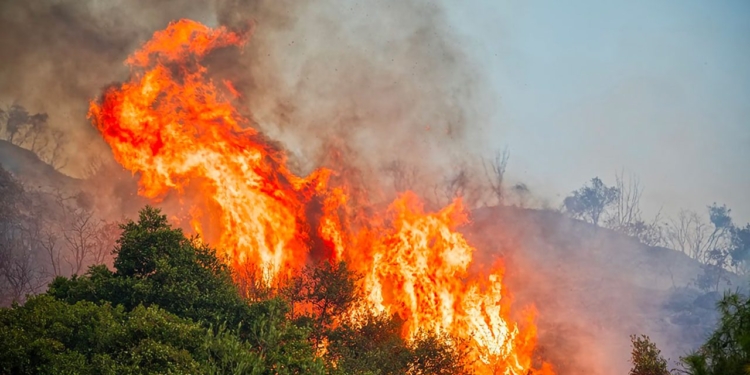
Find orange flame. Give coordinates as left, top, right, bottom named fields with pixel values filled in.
left=88, top=19, right=553, bottom=375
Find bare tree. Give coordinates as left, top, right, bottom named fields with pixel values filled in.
left=0, top=166, right=45, bottom=304
left=62, top=208, right=96, bottom=275
left=47, top=189, right=117, bottom=274
left=89, top=220, right=120, bottom=266
left=39, top=229, right=63, bottom=277
left=17, top=115, right=48, bottom=151
left=40, top=129, right=68, bottom=171
left=482, top=148, right=509, bottom=206
left=1, top=243, right=45, bottom=304
left=603, top=171, right=663, bottom=246
left=21, top=117, right=50, bottom=155
left=383, top=159, right=419, bottom=193
left=441, top=167, right=471, bottom=206
left=52, top=191, right=97, bottom=274
left=665, top=205, right=733, bottom=265
left=1, top=104, right=27, bottom=145
left=446, top=169, right=468, bottom=199
left=665, top=210, right=712, bottom=262
left=0, top=104, right=48, bottom=147
left=606, top=171, right=642, bottom=229
left=0, top=103, right=68, bottom=171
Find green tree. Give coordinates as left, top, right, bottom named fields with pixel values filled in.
left=2, top=205, right=467, bottom=374
left=49, top=206, right=253, bottom=332
left=44, top=206, right=323, bottom=374
left=629, top=334, right=670, bottom=375
left=0, top=294, right=264, bottom=374
left=681, top=291, right=750, bottom=375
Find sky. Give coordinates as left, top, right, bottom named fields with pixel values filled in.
left=443, top=0, right=750, bottom=224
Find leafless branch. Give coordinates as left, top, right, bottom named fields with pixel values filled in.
left=383, top=159, right=419, bottom=193
left=482, top=148, right=509, bottom=206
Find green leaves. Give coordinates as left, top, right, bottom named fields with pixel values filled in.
left=3, top=206, right=322, bottom=374
left=628, top=334, right=669, bottom=375
left=0, top=294, right=277, bottom=374
left=2, top=206, right=466, bottom=374
left=681, top=291, right=750, bottom=375
left=634, top=290, right=750, bottom=375
left=49, top=206, right=247, bottom=329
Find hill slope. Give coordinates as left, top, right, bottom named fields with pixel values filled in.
left=0, top=140, right=80, bottom=191
left=467, top=206, right=741, bottom=374
left=0, top=142, right=738, bottom=374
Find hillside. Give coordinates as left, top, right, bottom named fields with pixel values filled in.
left=0, top=140, right=80, bottom=191
left=0, top=141, right=739, bottom=374
left=466, top=206, right=742, bottom=373
left=0, top=139, right=146, bottom=220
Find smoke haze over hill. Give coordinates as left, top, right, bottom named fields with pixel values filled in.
left=0, top=1, right=748, bottom=374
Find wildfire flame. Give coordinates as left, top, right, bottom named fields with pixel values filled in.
left=88, top=19, right=554, bottom=375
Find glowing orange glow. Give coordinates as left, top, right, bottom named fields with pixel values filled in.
left=88, top=19, right=553, bottom=374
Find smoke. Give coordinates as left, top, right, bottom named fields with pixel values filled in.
left=0, top=0, right=493, bottom=191
left=0, top=1, right=714, bottom=374
left=222, top=1, right=487, bottom=164
left=467, top=205, right=729, bottom=374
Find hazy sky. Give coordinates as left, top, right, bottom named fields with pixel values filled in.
left=444, top=0, right=750, bottom=223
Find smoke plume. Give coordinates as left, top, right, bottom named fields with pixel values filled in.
left=0, top=0, right=493, bottom=192
left=0, top=1, right=714, bottom=374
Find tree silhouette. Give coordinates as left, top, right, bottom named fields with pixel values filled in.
left=563, top=177, right=619, bottom=226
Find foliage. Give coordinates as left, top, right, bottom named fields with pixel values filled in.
left=281, top=260, right=470, bottom=374
left=687, top=204, right=736, bottom=291
left=680, top=291, right=750, bottom=375
left=0, top=294, right=265, bottom=374
left=26, top=206, right=323, bottom=374
left=629, top=334, right=670, bottom=375
left=48, top=207, right=251, bottom=330
left=730, top=225, right=750, bottom=274
left=2, top=205, right=468, bottom=374
left=563, top=177, right=619, bottom=226
left=657, top=202, right=750, bottom=287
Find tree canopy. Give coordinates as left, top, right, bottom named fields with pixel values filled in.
left=0, top=206, right=467, bottom=374
left=680, top=290, right=750, bottom=375
left=563, top=177, right=619, bottom=227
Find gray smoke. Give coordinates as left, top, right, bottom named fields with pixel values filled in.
left=2, top=2, right=714, bottom=374
left=0, top=0, right=493, bottom=194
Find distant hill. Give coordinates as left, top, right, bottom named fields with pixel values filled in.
left=0, top=140, right=81, bottom=191
left=0, top=139, right=145, bottom=220
left=466, top=206, right=744, bottom=374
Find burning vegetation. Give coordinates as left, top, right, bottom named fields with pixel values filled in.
left=2, top=3, right=748, bottom=375
left=86, top=19, right=553, bottom=374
